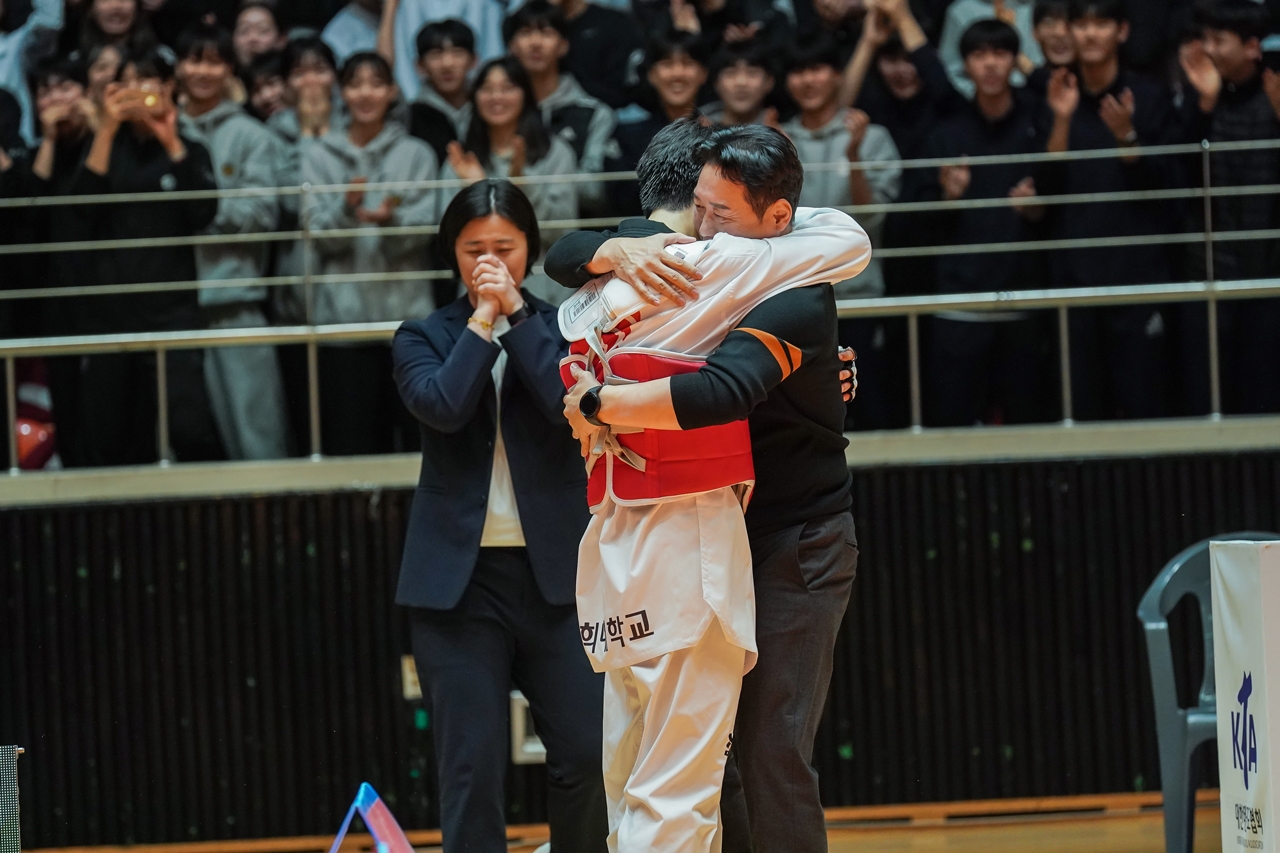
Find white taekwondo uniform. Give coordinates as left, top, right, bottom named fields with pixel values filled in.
left=557, top=207, right=872, bottom=853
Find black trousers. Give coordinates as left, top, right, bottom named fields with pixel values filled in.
left=924, top=315, right=1052, bottom=427
left=313, top=344, right=420, bottom=457
left=721, top=512, right=859, bottom=853
left=409, top=548, right=608, bottom=853
left=838, top=317, right=909, bottom=431
left=45, top=350, right=223, bottom=467
left=1068, top=305, right=1169, bottom=421
left=1178, top=299, right=1280, bottom=416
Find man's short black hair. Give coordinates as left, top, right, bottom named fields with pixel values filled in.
left=339, top=51, right=394, bottom=87
left=644, top=28, right=708, bottom=68
left=282, top=35, right=336, bottom=77
left=1068, top=0, right=1126, bottom=23
left=416, top=18, right=476, bottom=58
left=959, top=19, right=1021, bottom=58
left=1194, top=0, right=1271, bottom=41
left=784, top=30, right=842, bottom=75
left=709, top=39, right=774, bottom=81
left=122, top=46, right=179, bottom=83
left=30, top=55, right=88, bottom=93
left=1034, top=0, right=1070, bottom=25
left=636, top=117, right=713, bottom=216
left=175, top=22, right=236, bottom=66
left=694, top=124, right=804, bottom=221
left=502, top=0, right=569, bottom=45
left=244, top=49, right=283, bottom=88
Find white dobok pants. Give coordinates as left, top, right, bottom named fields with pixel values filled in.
left=603, top=617, right=746, bottom=853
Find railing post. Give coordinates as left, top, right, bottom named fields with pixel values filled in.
left=907, top=312, right=922, bottom=431
left=1058, top=305, right=1073, bottom=425
left=307, top=337, right=322, bottom=459
left=1201, top=140, right=1222, bottom=420
left=301, top=182, right=322, bottom=459
left=156, top=348, right=172, bottom=466
left=302, top=183, right=315, bottom=325
left=5, top=357, right=16, bottom=475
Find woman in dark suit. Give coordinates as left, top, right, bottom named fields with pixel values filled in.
left=391, top=179, right=605, bottom=853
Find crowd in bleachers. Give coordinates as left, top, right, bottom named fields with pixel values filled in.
left=0, top=0, right=1278, bottom=469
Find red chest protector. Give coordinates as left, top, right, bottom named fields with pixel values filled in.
left=561, top=335, right=755, bottom=511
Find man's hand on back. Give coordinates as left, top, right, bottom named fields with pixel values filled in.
left=586, top=232, right=703, bottom=306
left=839, top=346, right=858, bottom=402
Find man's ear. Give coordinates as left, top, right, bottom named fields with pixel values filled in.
left=416, top=56, right=429, bottom=78
left=767, top=198, right=793, bottom=234
left=1118, top=20, right=1130, bottom=45
left=556, top=37, right=570, bottom=60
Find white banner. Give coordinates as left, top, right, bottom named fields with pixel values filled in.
left=1212, top=541, right=1280, bottom=853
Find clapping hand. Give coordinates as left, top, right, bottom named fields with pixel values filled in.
left=508, top=135, right=527, bottom=178
left=1263, top=68, right=1280, bottom=121
left=1008, top=176, right=1043, bottom=221
left=670, top=0, right=702, bottom=33
left=1046, top=66, right=1079, bottom=119
left=845, top=109, right=870, bottom=162
left=1099, top=88, right=1136, bottom=143
left=1180, top=40, right=1222, bottom=110
left=355, top=194, right=399, bottom=225
left=939, top=160, right=970, bottom=201
left=345, top=176, right=368, bottom=211
left=446, top=141, right=486, bottom=183
left=861, top=0, right=892, bottom=49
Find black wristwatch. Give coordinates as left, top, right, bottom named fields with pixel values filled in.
left=508, top=303, right=532, bottom=326
left=579, top=385, right=606, bottom=427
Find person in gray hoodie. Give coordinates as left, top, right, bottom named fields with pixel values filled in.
left=268, top=37, right=348, bottom=323
left=405, top=18, right=475, bottom=165
left=502, top=0, right=615, bottom=215
left=441, top=57, right=578, bottom=306
left=177, top=22, right=290, bottom=461
left=782, top=31, right=903, bottom=429
left=302, top=50, right=440, bottom=455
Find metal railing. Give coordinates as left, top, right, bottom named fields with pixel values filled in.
left=0, top=138, right=1276, bottom=474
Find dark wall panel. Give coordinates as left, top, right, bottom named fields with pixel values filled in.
left=4, top=452, right=1279, bottom=847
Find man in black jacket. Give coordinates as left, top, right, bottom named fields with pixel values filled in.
left=1039, top=0, right=1182, bottom=420
left=1178, top=0, right=1280, bottom=415
left=7, top=57, right=99, bottom=466
left=906, top=19, right=1057, bottom=426
left=546, top=124, right=859, bottom=853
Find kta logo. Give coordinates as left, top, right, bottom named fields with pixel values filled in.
left=1232, top=672, right=1259, bottom=790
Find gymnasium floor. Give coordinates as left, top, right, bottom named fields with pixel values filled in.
left=826, top=804, right=1222, bottom=852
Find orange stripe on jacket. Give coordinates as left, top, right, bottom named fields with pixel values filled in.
left=737, top=327, right=802, bottom=380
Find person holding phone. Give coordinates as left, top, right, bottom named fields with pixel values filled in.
left=391, top=179, right=607, bottom=853
left=68, top=45, right=224, bottom=466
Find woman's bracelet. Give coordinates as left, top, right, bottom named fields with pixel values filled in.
left=468, top=316, right=494, bottom=331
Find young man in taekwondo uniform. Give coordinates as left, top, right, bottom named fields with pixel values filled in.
left=550, top=119, right=871, bottom=853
